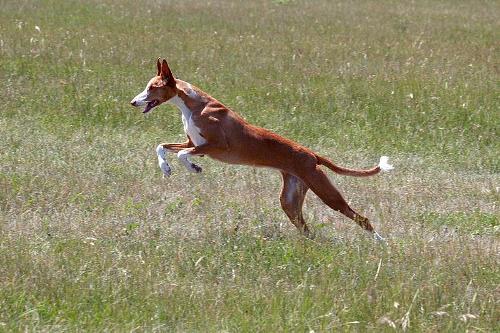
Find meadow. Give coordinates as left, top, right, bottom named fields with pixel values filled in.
left=0, top=0, right=498, bottom=331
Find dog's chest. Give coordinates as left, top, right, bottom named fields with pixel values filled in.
left=181, top=112, right=206, bottom=146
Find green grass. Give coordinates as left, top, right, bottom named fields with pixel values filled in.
left=1, top=234, right=497, bottom=331
left=1, top=0, right=499, bottom=331
left=420, top=211, right=498, bottom=236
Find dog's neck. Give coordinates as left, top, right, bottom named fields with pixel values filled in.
left=168, top=80, right=207, bottom=115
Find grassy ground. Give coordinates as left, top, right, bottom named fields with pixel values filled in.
left=1, top=0, right=499, bottom=331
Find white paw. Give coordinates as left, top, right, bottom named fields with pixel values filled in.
left=159, top=159, right=172, bottom=177
left=177, top=150, right=202, bottom=174
left=374, top=231, right=386, bottom=243
left=156, top=145, right=171, bottom=177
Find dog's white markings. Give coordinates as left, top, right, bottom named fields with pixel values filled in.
left=131, top=78, right=154, bottom=106
left=169, top=95, right=207, bottom=146
left=156, top=144, right=167, bottom=159
left=156, top=144, right=172, bottom=177
left=177, top=150, right=202, bottom=173
left=378, top=156, right=394, bottom=172
left=165, top=95, right=206, bottom=173
left=374, top=231, right=386, bottom=243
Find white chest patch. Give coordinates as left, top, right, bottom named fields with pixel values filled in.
left=181, top=112, right=206, bottom=146
left=169, top=95, right=207, bottom=146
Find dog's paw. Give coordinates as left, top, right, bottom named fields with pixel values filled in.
left=177, top=150, right=202, bottom=174
left=373, top=231, right=386, bottom=244
left=156, top=144, right=172, bottom=177
left=159, top=159, right=172, bottom=177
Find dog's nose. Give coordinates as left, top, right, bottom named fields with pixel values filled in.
left=130, top=100, right=137, bottom=106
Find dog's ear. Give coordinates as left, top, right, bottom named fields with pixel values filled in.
left=160, top=59, right=175, bottom=84
left=156, top=57, right=161, bottom=76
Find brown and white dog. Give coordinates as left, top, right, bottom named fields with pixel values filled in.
left=131, top=58, right=393, bottom=240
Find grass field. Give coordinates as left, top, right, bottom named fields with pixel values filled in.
left=0, top=0, right=499, bottom=331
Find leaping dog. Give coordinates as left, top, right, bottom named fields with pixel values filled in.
left=131, top=58, right=393, bottom=240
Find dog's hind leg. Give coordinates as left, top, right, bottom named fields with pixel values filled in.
left=280, top=171, right=311, bottom=238
left=299, top=165, right=383, bottom=240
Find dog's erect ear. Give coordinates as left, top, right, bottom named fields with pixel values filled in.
left=156, top=57, right=161, bottom=76
left=160, top=59, right=175, bottom=83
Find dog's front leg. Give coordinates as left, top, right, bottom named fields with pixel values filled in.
left=177, top=149, right=203, bottom=173
left=177, top=141, right=228, bottom=174
left=177, top=148, right=203, bottom=173
left=156, top=145, right=172, bottom=177
left=156, top=139, right=194, bottom=177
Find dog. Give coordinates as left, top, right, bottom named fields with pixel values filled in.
left=131, top=58, right=393, bottom=240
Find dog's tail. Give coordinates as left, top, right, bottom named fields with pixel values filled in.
left=316, top=155, right=394, bottom=177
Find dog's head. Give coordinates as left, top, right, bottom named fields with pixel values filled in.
left=130, top=58, right=177, bottom=113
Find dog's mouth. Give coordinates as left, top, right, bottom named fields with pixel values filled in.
left=143, top=100, right=159, bottom=114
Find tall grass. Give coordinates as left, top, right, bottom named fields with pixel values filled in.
left=0, top=0, right=498, bottom=331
